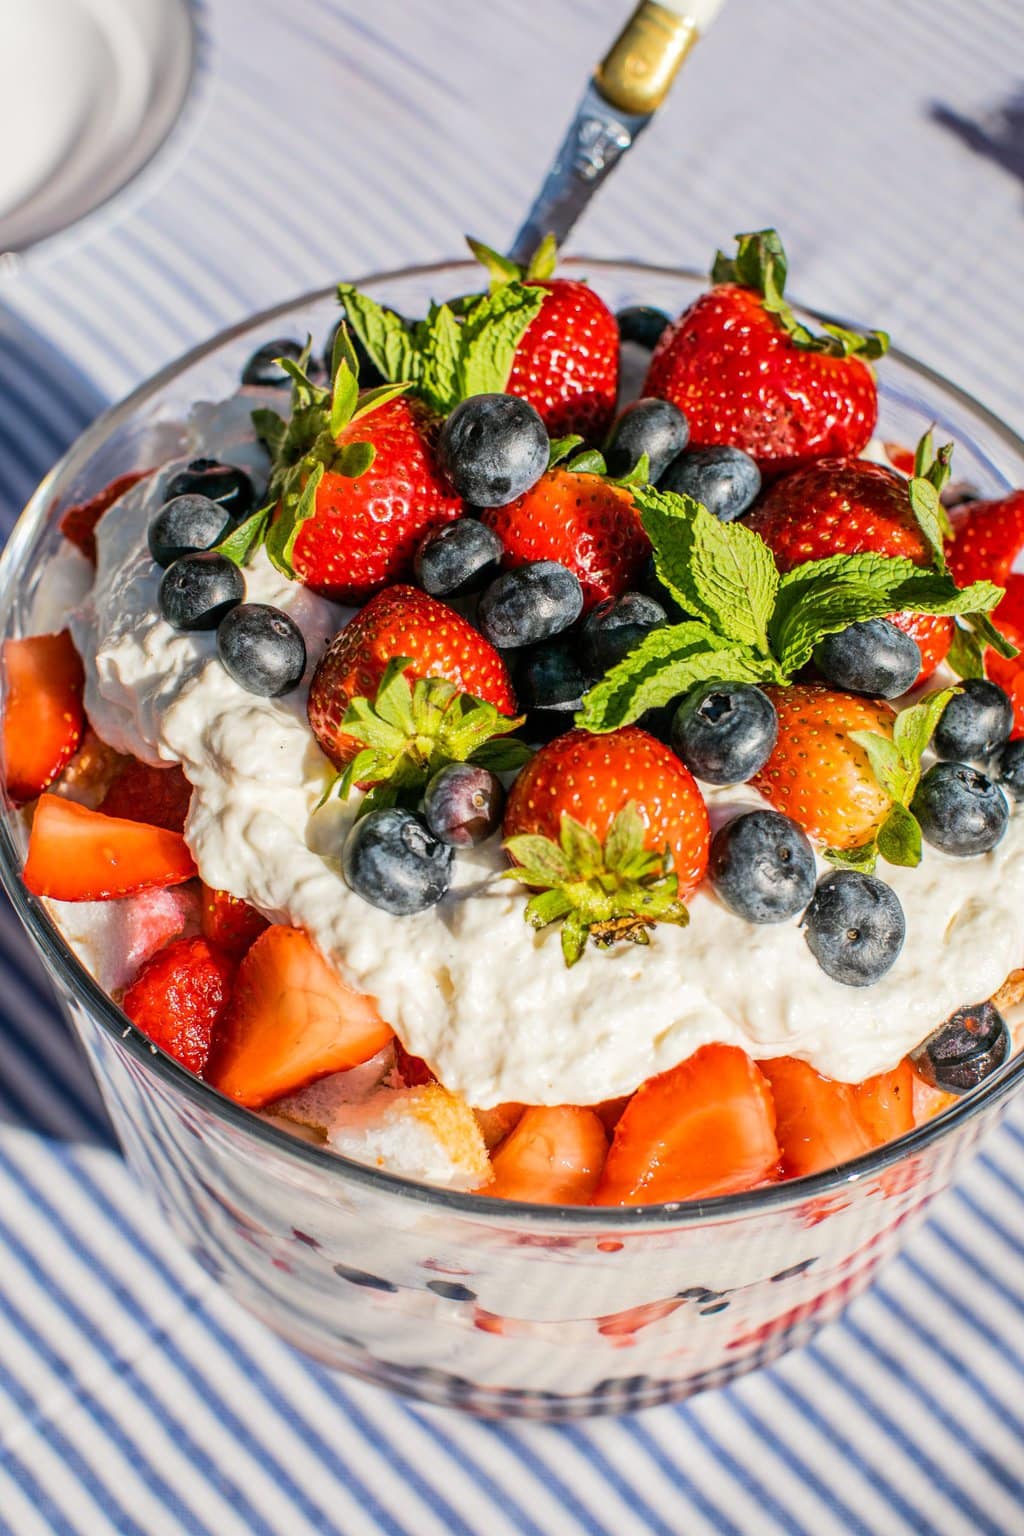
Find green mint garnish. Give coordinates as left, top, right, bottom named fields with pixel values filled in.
left=503, top=802, right=688, bottom=967
left=711, top=229, right=889, bottom=361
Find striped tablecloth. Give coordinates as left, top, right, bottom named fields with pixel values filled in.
left=3, top=2, right=1024, bottom=1531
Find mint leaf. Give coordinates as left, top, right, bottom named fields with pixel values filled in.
left=947, top=621, right=986, bottom=679
left=414, top=302, right=462, bottom=415
left=634, top=486, right=780, bottom=657
left=336, top=284, right=418, bottom=385
left=892, top=686, right=956, bottom=764
left=575, top=622, right=765, bottom=733
left=456, top=283, right=544, bottom=403
left=845, top=687, right=957, bottom=871
left=907, top=476, right=949, bottom=572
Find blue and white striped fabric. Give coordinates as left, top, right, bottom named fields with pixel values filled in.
left=2, top=1, right=1024, bottom=1531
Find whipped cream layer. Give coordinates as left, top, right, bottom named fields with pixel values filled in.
left=68, top=398, right=1024, bottom=1107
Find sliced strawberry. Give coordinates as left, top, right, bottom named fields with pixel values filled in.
left=200, top=884, right=270, bottom=956
left=3, top=632, right=85, bottom=804
left=392, top=1037, right=436, bottom=1087
left=123, top=936, right=236, bottom=1075
left=593, top=1044, right=779, bottom=1206
left=759, top=1056, right=914, bottom=1179
left=22, top=794, right=196, bottom=901
left=59, top=471, right=153, bottom=561
left=948, top=489, right=1024, bottom=588
left=483, top=1106, right=608, bottom=1204
left=100, top=758, right=193, bottom=833
left=207, top=925, right=394, bottom=1108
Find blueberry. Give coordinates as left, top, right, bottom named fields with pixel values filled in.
left=615, top=306, right=671, bottom=351
left=911, top=761, right=1009, bottom=856
left=992, top=737, right=1024, bottom=798
left=414, top=519, right=503, bottom=598
left=802, top=870, right=905, bottom=986
left=581, top=592, right=667, bottom=676
left=709, top=811, right=817, bottom=924
left=343, top=808, right=453, bottom=914
left=518, top=642, right=588, bottom=711
left=164, top=459, right=255, bottom=522
left=604, top=399, right=689, bottom=483
left=241, top=338, right=312, bottom=388
left=932, top=679, right=1013, bottom=761
left=424, top=763, right=504, bottom=847
left=148, top=494, right=233, bottom=568
left=438, top=395, right=549, bottom=508
left=159, top=552, right=244, bottom=631
left=659, top=445, right=762, bottom=522
left=812, top=618, right=921, bottom=699
left=478, top=562, right=583, bottom=649
left=670, top=682, right=778, bottom=785
left=910, top=1001, right=1011, bottom=1095
left=217, top=603, right=306, bottom=696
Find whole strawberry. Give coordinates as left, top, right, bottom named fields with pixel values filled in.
left=243, top=337, right=462, bottom=604
left=751, top=685, right=895, bottom=850
left=948, top=489, right=1024, bottom=588
left=308, top=584, right=517, bottom=768
left=646, top=230, right=886, bottom=477
left=747, top=456, right=955, bottom=680
left=481, top=466, right=648, bottom=611
left=503, top=726, right=709, bottom=963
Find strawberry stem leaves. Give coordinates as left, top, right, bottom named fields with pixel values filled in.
left=503, top=803, right=688, bottom=966
left=712, top=229, right=889, bottom=361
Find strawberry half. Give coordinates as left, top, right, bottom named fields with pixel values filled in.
left=100, top=758, right=193, bottom=833
left=23, top=795, right=197, bottom=901
left=751, top=685, right=895, bottom=851
left=2, top=632, right=85, bottom=804
left=759, top=1056, right=914, bottom=1178
left=480, top=466, right=648, bottom=611
left=593, top=1044, right=780, bottom=1206
left=123, top=936, right=236, bottom=1075
left=747, top=456, right=955, bottom=681
left=59, top=471, right=153, bottom=561
left=482, top=1106, right=608, bottom=1204
left=200, top=884, right=270, bottom=956
left=207, top=925, right=394, bottom=1108
left=503, top=725, right=709, bottom=965
left=645, top=229, right=886, bottom=477
left=307, top=585, right=517, bottom=768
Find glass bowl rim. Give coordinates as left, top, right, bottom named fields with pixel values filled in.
left=3, top=253, right=1024, bottom=1229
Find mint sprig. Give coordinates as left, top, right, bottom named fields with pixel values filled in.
left=575, top=488, right=1002, bottom=733
left=711, top=230, right=889, bottom=361
left=503, top=802, right=688, bottom=967
left=826, top=687, right=958, bottom=872
left=327, top=658, right=530, bottom=818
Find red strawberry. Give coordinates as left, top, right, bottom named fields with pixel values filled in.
left=59, top=471, right=153, bottom=561
left=593, top=1044, right=780, bottom=1206
left=207, top=925, right=394, bottom=1108
left=751, top=685, right=895, bottom=850
left=482, top=1106, right=608, bottom=1205
left=645, top=230, right=884, bottom=477
left=307, top=585, right=516, bottom=767
left=2, top=631, right=85, bottom=804
left=504, top=725, right=710, bottom=899
left=505, top=279, right=619, bottom=440
left=481, top=468, right=648, bottom=611
left=200, top=884, right=269, bottom=956
left=22, top=795, right=197, bottom=901
left=986, top=573, right=1024, bottom=736
left=747, top=457, right=954, bottom=682
left=122, top=936, right=236, bottom=1075
left=759, top=1056, right=914, bottom=1178
left=289, top=396, right=463, bottom=601
left=100, top=758, right=193, bottom=833
left=947, top=489, right=1024, bottom=588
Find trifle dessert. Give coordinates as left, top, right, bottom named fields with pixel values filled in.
left=9, top=229, right=1024, bottom=1209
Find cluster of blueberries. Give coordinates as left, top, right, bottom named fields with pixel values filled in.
left=152, top=460, right=307, bottom=697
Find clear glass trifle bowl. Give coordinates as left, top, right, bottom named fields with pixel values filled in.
left=3, top=258, right=1024, bottom=1420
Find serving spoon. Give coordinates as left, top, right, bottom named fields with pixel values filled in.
left=508, top=0, right=728, bottom=267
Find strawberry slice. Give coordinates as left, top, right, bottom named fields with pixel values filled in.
left=59, top=470, right=153, bottom=561
left=207, top=925, right=394, bottom=1108
left=22, top=794, right=196, bottom=901
left=3, top=632, right=85, bottom=804
left=123, top=936, right=236, bottom=1075
left=199, top=884, right=269, bottom=956
left=483, top=1106, right=608, bottom=1204
left=593, top=1044, right=779, bottom=1206
left=100, top=758, right=193, bottom=833
left=759, top=1056, right=914, bottom=1179
left=948, top=489, right=1024, bottom=588
left=985, top=573, right=1024, bottom=737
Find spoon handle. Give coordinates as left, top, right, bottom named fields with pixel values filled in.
left=508, top=1, right=725, bottom=268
